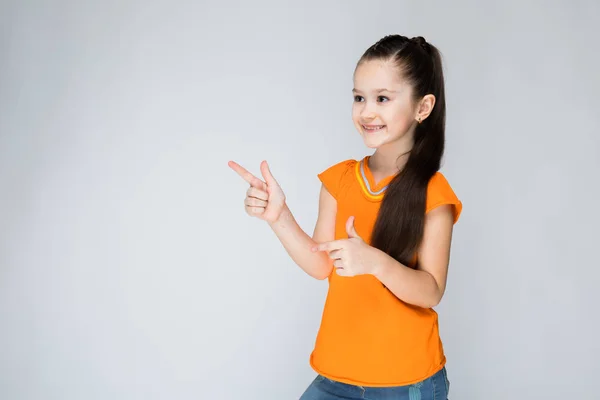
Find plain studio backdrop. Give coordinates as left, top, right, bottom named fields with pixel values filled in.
left=1, top=1, right=599, bottom=399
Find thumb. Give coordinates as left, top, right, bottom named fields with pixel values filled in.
left=260, top=160, right=280, bottom=188
left=346, top=216, right=361, bottom=239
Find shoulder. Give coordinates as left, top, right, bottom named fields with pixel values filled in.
left=317, top=159, right=357, bottom=199
left=319, top=159, right=357, bottom=173
left=426, top=172, right=463, bottom=223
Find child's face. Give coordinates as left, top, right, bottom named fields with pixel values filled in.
left=352, top=59, right=417, bottom=150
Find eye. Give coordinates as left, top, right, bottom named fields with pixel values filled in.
left=353, top=95, right=364, bottom=102
left=377, top=96, right=389, bottom=103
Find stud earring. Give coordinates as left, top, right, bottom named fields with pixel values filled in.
left=417, top=116, right=422, bottom=124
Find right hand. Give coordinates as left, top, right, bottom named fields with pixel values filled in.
left=228, top=160, right=286, bottom=223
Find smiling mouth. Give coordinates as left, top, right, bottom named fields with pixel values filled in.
left=362, top=125, right=386, bottom=133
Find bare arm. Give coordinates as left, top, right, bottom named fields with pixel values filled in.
left=268, top=185, right=336, bottom=280
left=372, top=204, right=455, bottom=308
left=229, top=160, right=337, bottom=280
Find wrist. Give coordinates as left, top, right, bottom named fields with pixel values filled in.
left=369, top=247, right=389, bottom=278
left=268, top=203, right=291, bottom=227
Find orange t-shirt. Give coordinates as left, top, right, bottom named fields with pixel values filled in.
left=309, top=155, right=462, bottom=387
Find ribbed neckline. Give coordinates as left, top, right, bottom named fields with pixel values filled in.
left=361, top=155, right=397, bottom=193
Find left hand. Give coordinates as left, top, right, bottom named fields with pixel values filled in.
left=311, top=216, right=379, bottom=277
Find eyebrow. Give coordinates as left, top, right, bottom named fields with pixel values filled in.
left=352, top=88, right=399, bottom=94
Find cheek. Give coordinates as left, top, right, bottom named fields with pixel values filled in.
left=351, top=104, right=361, bottom=122
left=388, top=109, right=413, bottom=129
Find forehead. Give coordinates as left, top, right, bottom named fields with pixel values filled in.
left=353, top=59, right=405, bottom=90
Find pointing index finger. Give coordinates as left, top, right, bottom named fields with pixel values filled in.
left=228, top=161, right=265, bottom=188
left=312, top=240, right=345, bottom=253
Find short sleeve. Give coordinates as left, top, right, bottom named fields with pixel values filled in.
left=317, top=159, right=355, bottom=199
left=425, top=172, right=462, bottom=223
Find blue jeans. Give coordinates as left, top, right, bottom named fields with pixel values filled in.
left=300, top=367, right=449, bottom=400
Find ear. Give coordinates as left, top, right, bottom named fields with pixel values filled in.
left=415, top=94, right=436, bottom=123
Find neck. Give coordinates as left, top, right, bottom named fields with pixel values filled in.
left=369, top=142, right=413, bottom=175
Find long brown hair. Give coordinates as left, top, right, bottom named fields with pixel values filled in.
left=360, top=35, right=446, bottom=267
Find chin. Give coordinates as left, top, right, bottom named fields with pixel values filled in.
left=359, top=134, right=384, bottom=149
left=362, top=139, right=383, bottom=149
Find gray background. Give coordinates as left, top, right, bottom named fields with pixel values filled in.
left=1, top=1, right=599, bottom=399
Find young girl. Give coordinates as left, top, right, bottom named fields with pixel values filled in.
left=229, top=34, right=462, bottom=400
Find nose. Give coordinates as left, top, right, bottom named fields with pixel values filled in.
left=360, top=101, right=377, bottom=120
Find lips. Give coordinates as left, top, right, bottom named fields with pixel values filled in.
left=362, top=125, right=386, bottom=133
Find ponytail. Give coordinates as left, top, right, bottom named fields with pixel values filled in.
left=359, top=35, right=446, bottom=266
